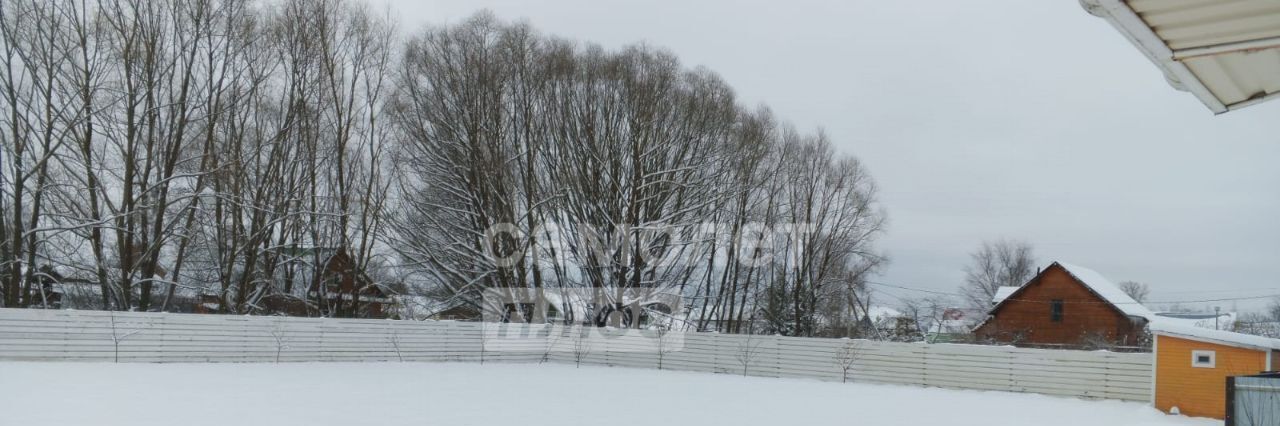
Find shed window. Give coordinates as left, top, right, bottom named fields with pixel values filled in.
left=1192, top=350, right=1216, bottom=368
left=1050, top=299, right=1064, bottom=322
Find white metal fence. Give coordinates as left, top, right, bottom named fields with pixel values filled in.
left=0, top=308, right=1153, bottom=402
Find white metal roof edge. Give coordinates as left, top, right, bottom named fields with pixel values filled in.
left=1228, top=91, right=1280, bottom=112
left=1081, top=0, right=1229, bottom=114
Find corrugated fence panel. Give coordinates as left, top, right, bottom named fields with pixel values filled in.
left=0, top=308, right=1152, bottom=402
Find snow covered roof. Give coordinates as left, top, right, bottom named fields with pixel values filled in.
left=930, top=319, right=970, bottom=335
left=1056, top=263, right=1153, bottom=320
left=991, top=286, right=1019, bottom=304
left=1152, top=320, right=1280, bottom=351
left=866, top=306, right=902, bottom=322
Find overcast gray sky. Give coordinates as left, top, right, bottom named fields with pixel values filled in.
left=382, top=0, right=1280, bottom=312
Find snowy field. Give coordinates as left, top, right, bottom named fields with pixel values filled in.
left=0, top=362, right=1212, bottom=426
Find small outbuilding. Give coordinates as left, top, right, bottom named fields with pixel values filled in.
left=1151, top=321, right=1280, bottom=419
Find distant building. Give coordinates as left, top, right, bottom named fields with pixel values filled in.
left=1153, top=311, right=1236, bottom=332
left=862, top=306, right=902, bottom=332
left=925, top=308, right=975, bottom=343
left=304, top=248, right=392, bottom=318
left=972, top=262, right=1151, bottom=349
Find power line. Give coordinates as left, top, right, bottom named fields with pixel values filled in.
left=864, top=280, right=957, bottom=297
left=1156, top=287, right=1280, bottom=295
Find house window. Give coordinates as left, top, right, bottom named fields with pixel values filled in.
left=1050, top=299, right=1064, bottom=322
left=1192, top=350, right=1216, bottom=368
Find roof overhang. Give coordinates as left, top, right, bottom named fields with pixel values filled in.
left=1152, top=320, right=1280, bottom=352
left=1082, top=0, right=1280, bottom=114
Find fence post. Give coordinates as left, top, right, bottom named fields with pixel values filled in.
left=1225, top=376, right=1235, bottom=426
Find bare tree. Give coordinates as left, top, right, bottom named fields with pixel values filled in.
left=960, top=239, right=1036, bottom=310
left=833, top=339, right=863, bottom=383
left=387, top=330, right=404, bottom=362
left=539, top=324, right=561, bottom=364
left=758, top=132, right=886, bottom=337
left=653, top=327, right=677, bottom=370
left=570, top=326, right=592, bottom=368
left=1079, top=330, right=1116, bottom=351
left=1268, top=298, right=1280, bottom=323
left=107, top=313, right=146, bottom=363
left=734, top=333, right=763, bottom=377
left=0, top=0, right=54, bottom=307
left=1118, top=281, right=1150, bottom=303
left=1237, top=312, right=1280, bottom=338
left=269, top=321, right=291, bottom=363
left=389, top=12, right=532, bottom=314
left=476, top=322, right=489, bottom=365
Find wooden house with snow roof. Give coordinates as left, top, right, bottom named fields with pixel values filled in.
left=972, top=262, right=1151, bottom=349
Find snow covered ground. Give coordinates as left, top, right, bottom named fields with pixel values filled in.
left=0, top=362, right=1212, bottom=426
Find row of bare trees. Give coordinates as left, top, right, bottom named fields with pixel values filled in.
left=1, top=2, right=886, bottom=335
left=389, top=14, right=886, bottom=337
left=0, top=0, right=393, bottom=315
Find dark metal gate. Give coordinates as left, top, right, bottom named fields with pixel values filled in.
left=1227, top=372, right=1280, bottom=426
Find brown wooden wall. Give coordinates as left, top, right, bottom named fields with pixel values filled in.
left=973, top=264, right=1145, bottom=347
